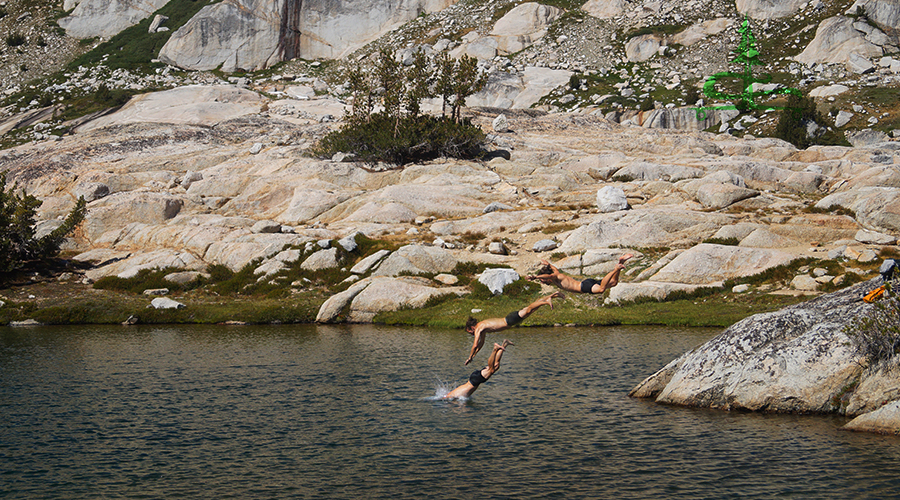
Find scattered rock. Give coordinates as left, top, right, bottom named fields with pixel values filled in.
left=532, top=239, right=558, bottom=252
left=596, top=185, right=628, bottom=212
left=791, top=274, right=819, bottom=290
left=434, top=273, right=459, bottom=285
left=351, top=249, right=392, bottom=274
left=142, top=288, right=170, bottom=296
left=301, top=248, right=340, bottom=271
left=855, top=229, right=896, bottom=245
left=492, top=114, right=509, bottom=133
left=489, top=241, right=508, bottom=255
left=483, top=202, right=513, bottom=214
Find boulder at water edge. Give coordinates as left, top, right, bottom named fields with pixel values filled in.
left=629, top=279, right=878, bottom=414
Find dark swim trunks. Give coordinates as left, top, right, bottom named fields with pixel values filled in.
left=469, top=370, right=488, bottom=388
left=505, top=310, right=524, bottom=327
left=580, top=278, right=601, bottom=294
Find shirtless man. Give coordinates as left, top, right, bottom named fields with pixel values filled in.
left=528, top=253, right=633, bottom=295
left=463, top=292, right=563, bottom=365
left=445, top=340, right=513, bottom=399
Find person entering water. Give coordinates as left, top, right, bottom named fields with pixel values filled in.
left=445, top=340, right=513, bottom=400
left=464, top=292, right=562, bottom=365
left=528, top=253, right=632, bottom=295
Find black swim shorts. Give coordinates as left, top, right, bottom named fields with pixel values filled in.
left=469, top=370, right=488, bottom=388
left=505, top=310, right=524, bottom=327
left=580, top=278, right=601, bottom=294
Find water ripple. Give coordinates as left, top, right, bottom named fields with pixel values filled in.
left=3, top=324, right=900, bottom=498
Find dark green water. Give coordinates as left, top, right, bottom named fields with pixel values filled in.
left=2, top=324, right=900, bottom=499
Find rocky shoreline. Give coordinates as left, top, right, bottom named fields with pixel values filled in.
left=1, top=80, right=898, bottom=434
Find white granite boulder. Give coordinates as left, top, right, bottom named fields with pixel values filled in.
left=795, top=16, right=884, bottom=65
left=478, top=268, right=521, bottom=295
left=370, top=244, right=457, bottom=277
left=596, top=185, right=629, bottom=212
left=301, top=248, right=340, bottom=271
left=150, top=297, right=186, bottom=310
left=489, top=2, right=562, bottom=55
left=316, top=276, right=467, bottom=323
left=649, top=243, right=798, bottom=284
left=625, top=35, right=662, bottom=62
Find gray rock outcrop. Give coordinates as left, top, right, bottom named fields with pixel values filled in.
left=629, top=280, right=875, bottom=413
left=159, top=0, right=456, bottom=71
left=58, top=0, right=169, bottom=39
left=489, top=2, right=562, bottom=55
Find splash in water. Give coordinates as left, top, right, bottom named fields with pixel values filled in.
left=427, top=377, right=468, bottom=401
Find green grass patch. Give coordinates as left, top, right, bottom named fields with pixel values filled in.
left=93, top=267, right=197, bottom=294
left=625, top=24, right=688, bottom=39
left=374, top=286, right=809, bottom=328
left=7, top=293, right=323, bottom=325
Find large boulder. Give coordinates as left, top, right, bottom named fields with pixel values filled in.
left=558, top=210, right=733, bottom=253
left=843, top=400, right=900, bottom=434
left=672, top=18, right=731, bottom=46
left=370, top=244, right=457, bottom=277
left=84, top=192, right=184, bottom=241
left=466, top=67, right=573, bottom=109
left=83, top=249, right=205, bottom=280
left=315, top=276, right=467, bottom=323
left=613, top=161, right=704, bottom=183
left=795, top=16, right=883, bottom=65
left=847, top=0, right=900, bottom=37
left=649, top=243, right=798, bottom=284
left=606, top=281, right=710, bottom=304
left=629, top=280, right=877, bottom=413
left=58, top=0, right=169, bottom=39
left=625, top=35, right=662, bottom=62
left=489, top=2, right=562, bottom=54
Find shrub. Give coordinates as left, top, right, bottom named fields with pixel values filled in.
left=317, top=50, right=488, bottom=166
left=702, top=237, right=739, bottom=246
left=93, top=267, right=196, bottom=294
left=0, top=174, right=86, bottom=276
left=773, top=94, right=845, bottom=149
left=5, top=33, right=26, bottom=47
left=312, top=113, right=486, bottom=166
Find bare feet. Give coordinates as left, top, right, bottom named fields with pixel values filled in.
left=493, top=342, right=506, bottom=351
left=502, top=339, right=514, bottom=347
left=619, top=253, right=634, bottom=265
left=464, top=357, right=473, bottom=366
left=547, top=291, right=564, bottom=308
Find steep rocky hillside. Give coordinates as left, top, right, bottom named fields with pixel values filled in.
left=1, top=0, right=899, bottom=148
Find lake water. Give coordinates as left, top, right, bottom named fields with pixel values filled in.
left=3, top=324, right=900, bottom=499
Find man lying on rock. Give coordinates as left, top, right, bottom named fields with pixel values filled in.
left=528, top=253, right=632, bottom=295
left=464, top=292, right=563, bottom=365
